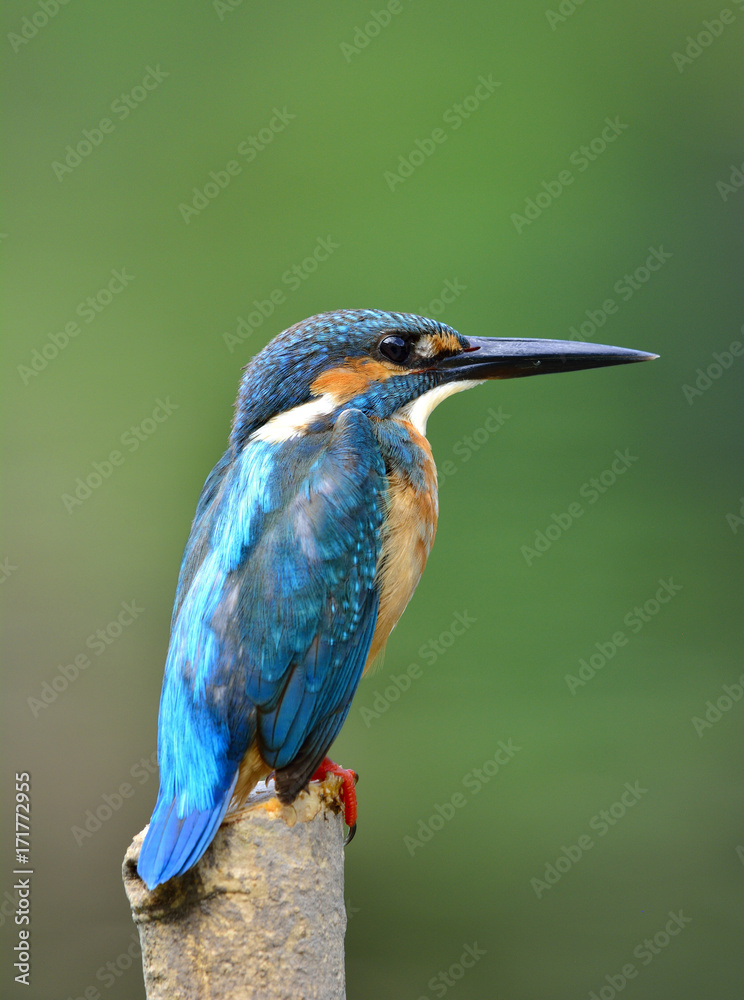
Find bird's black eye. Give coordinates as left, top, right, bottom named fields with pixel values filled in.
left=379, top=335, right=409, bottom=364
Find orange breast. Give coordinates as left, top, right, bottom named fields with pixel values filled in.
left=365, top=420, right=438, bottom=670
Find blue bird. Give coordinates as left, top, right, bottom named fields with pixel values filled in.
left=137, top=309, right=656, bottom=888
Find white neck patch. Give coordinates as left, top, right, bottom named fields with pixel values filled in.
left=252, top=379, right=485, bottom=443
left=397, top=380, right=484, bottom=436
left=251, top=394, right=337, bottom=443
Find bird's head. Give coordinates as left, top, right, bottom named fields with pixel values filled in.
left=231, top=309, right=657, bottom=447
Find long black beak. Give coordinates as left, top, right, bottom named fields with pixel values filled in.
left=440, top=337, right=658, bottom=381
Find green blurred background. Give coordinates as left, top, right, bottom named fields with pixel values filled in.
left=2, top=1, right=742, bottom=997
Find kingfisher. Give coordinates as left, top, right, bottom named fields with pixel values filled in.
left=137, top=309, right=656, bottom=889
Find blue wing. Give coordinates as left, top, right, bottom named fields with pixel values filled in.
left=137, top=408, right=385, bottom=888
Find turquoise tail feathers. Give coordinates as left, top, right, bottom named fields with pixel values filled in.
left=136, top=774, right=237, bottom=890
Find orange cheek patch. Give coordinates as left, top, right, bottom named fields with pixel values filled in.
left=311, top=357, right=397, bottom=403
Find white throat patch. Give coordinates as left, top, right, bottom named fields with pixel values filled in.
left=397, top=380, right=484, bottom=436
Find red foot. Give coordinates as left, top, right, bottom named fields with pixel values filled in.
left=311, top=757, right=358, bottom=844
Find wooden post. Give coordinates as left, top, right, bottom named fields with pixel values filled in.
left=122, top=778, right=348, bottom=1000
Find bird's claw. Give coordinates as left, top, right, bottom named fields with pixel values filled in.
left=311, top=757, right=358, bottom=843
